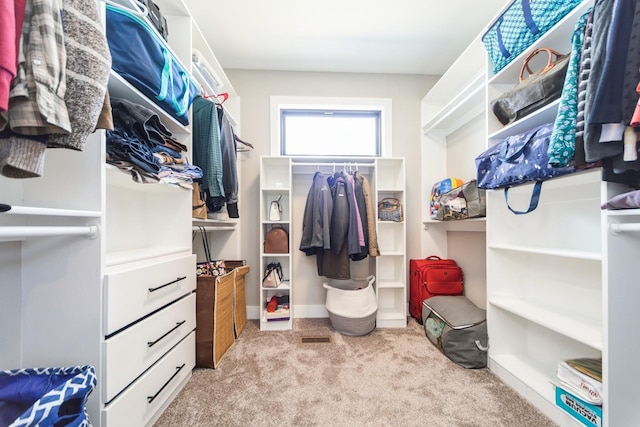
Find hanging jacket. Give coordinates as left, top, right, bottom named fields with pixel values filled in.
left=299, top=171, right=333, bottom=256
left=357, top=171, right=379, bottom=257
left=192, top=96, right=224, bottom=199
left=328, top=173, right=350, bottom=256
left=218, top=108, right=238, bottom=210
left=351, top=172, right=369, bottom=261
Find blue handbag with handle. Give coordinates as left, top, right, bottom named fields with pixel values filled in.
left=482, top=0, right=583, bottom=74
left=475, top=122, right=575, bottom=214
left=106, top=4, right=199, bottom=125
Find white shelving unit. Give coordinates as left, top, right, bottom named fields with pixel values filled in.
left=259, top=156, right=293, bottom=330
left=258, top=157, right=406, bottom=330
left=481, top=1, right=640, bottom=425
left=374, top=158, right=407, bottom=328
left=0, top=1, right=240, bottom=425
left=420, top=36, right=488, bottom=310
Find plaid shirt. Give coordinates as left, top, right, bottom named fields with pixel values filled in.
left=0, top=0, right=70, bottom=135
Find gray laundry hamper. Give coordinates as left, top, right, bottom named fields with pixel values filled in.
left=323, top=275, right=377, bottom=336
left=422, top=295, right=488, bottom=368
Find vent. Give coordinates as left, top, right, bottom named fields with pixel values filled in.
left=300, top=336, right=332, bottom=344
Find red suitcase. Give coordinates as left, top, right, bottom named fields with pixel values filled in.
left=409, top=256, right=463, bottom=323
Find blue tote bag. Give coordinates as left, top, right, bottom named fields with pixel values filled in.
left=475, top=122, right=575, bottom=214
left=106, top=4, right=199, bottom=126
left=0, top=365, right=97, bottom=427
left=482, top=0, right=583, bottom=74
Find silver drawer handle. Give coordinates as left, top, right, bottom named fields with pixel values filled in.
left=148, top=276, right=186, bottom=293
left=147, top=321, right=186, bottom=348
left=147, top=363, right=186, bottom=404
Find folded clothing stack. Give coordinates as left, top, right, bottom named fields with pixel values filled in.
left=556, top=357, right=603, bottom=406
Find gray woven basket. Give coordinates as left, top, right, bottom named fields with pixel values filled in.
left=323, top=275, right=377, bottom=336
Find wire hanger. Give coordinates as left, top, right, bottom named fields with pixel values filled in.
left=233, top=133, right=254, bottom=152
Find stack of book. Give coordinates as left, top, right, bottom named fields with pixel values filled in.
left=556, top=357, right=603, bottom=405
left=555, top=357, right=602, bottom=427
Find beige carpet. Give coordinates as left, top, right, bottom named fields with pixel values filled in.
left=154, top=318, right=557, bottom=427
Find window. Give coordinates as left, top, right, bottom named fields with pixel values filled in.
left=270, top=96, right=392, bottom=158
left=280, top=109, right=381, bottom=157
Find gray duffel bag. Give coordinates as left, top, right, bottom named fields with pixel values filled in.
left=422, top=295, right=488, bottom=369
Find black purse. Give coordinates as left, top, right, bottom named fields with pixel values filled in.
left=490, top=48, right=570, bottom=126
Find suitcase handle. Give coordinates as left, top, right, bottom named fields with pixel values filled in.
left=426, top=255, right=442, bottom=260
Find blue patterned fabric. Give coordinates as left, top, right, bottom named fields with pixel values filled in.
left=548, top=10, right=592, bottom=167
left=0, top=365, right=96, bottom=427
left=482, top=0, right=583, bottom=74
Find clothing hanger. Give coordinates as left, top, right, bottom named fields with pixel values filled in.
left=203, top=91, right=229, bottom=105
left=234, top=134, right=254, bottom=152
left=101, top=0, right=148, bottom=18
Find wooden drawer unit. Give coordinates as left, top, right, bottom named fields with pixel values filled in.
left=102, top=293, right=195, bottom=403
left=104, top=254, right=196, bottom=335
left=102, top=331, right=195, bottom=427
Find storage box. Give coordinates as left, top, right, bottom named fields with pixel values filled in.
left=555, top=385, right=602, bottom=427
left=232, top=265, right=249, bottom=337
left=195, top=271, right=235, bottom=368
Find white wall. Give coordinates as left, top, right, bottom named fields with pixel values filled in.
left=228, top=69, right=438, bottom=311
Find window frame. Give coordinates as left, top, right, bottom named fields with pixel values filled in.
left=270, top=96, right=393, bottom=159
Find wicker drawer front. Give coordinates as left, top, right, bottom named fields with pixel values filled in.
left=102, top=293, right=195, bottom=403
left=104, top=254, right=196, bottom=335
left=102, top=332, right=195, bottom=427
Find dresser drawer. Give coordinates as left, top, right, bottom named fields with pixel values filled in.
left=103, top=293, right=195, bottom=403
left=102, top=332, right=195, bottom=427
left=104, top=254, right=196, bottom=335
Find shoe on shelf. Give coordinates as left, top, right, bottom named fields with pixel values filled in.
left=266, top=296, right=278, bottom=312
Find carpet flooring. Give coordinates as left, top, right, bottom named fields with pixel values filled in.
left=154, top=318, right=557, bottom=427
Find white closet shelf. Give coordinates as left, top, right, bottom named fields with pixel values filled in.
left=489, top=298, right=603, bottom=350
left=376, top=309, right=406, bottom=321
left=608, top=209, right=640, bottom=217
left=487, top=243, right=601, bottom=261
left=423, top=218, right=486, bottom=232
left=105, top=164, right=190, bottom=193
left=422, top=73, right=486, bottom=136
left=488, top=99, right=560, bottom=141
left=192, top=219, right=237, bottom=230
left=108, top=72, right=191, bottom=136
left=260, top=280, right=290, bottom=291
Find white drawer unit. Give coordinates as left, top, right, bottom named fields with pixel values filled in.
left=102, top=332, right=196, bottom=427
left=102, top=293, right=196, bottom=403
left=104, top=254, right=196, bottom=335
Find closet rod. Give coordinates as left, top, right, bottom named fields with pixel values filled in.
left=610, top=223, right=640, bottom=234
left=0, top=204, right=101, bottom=217
left=0, top=225, right=100, bottom=239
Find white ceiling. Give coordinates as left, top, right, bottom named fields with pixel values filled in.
left=185, top=0, right=507, bottom=75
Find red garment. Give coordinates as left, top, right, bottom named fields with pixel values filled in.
left=0, top=0, right=27, bottom=111
left=632, top=80, right=640, bottom=127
